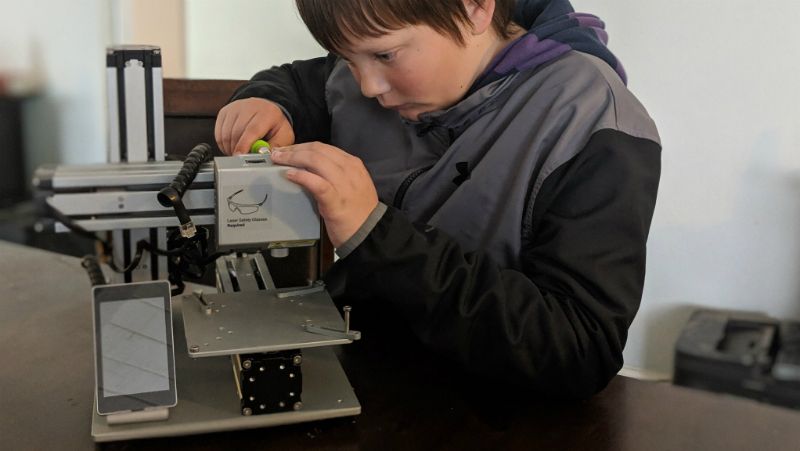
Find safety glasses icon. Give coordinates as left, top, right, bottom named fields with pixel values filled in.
left=227, top=189, right=268, bottom=215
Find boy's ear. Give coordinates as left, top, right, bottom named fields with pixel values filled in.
left=464, top=0, right=495, bottom=35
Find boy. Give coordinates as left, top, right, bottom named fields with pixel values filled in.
left=215, top=0, right=661, bottom=398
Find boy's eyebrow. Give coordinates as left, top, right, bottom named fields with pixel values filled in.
left=339, top=37, right=408, bottom=57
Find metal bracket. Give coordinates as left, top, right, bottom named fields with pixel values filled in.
left=303, top=323, right=361, bottom=341
left=276, top=280, right=326, bottom=299
left=302, top=305, right=361, bottom=341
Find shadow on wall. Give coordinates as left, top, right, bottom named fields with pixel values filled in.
left=22, top=94, right=61, bottom=185
left=636, top=304, right=697, bottom=374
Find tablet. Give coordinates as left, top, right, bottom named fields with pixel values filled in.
left=92, top=280, right=177, bottom=415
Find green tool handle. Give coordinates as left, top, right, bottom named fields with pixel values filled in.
left=250, top=139, right=272, bottom=154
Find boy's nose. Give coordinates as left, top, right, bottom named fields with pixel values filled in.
left=359, top=70, right=390, bottom=99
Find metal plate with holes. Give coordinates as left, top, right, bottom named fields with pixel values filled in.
left=91, top=299, right=360, bottom=442
left=182, top=289, right=352, bottom=357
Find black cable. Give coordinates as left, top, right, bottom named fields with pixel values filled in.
left=157, top=143, right=213, bottom=237
left=81, top=255, right=107, bottom=286
left=42, top=142, right=222, bottom=295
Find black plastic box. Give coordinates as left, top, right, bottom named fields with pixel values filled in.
left=674, top=308, right=800, bottom=409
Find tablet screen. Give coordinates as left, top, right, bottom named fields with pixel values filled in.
left=93, top=281, right=177, bottom=415
left=99, top=297, right=170, bottom=397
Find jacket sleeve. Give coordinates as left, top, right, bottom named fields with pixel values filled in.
left=230, top=53, right=338, bottom=144
left=323, top=129, right=661, bottom=399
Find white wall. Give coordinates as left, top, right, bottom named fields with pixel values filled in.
left=185, top=0, right=325, bottom=80
left=571, top=0, right=800, bottom=375
left=113, top=0, right=187, bottom=78
left=0, top=0, right=112, bottom=175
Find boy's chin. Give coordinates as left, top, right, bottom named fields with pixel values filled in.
left=397, top=108, right=422, bottom=121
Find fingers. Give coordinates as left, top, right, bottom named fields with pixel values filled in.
left=271, top=142, right=378, bottom=248
left=273, top=141, right=354, bottom=167
left=231, top=113, right=262, bottom=155
left=268, top=122, right=296, bottom=148
left=284, top=168, right=337, bottom=211
left=270, top=143, right=347, bottom=182
left=213, top=98, right=296, bottom=155
left=214, top=107, right=230, bottom=154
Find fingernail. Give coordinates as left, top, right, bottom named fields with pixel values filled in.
left=285, top=169, right=297, bottom=177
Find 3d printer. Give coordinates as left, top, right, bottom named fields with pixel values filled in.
left=34, top=45, right=361, bottom=442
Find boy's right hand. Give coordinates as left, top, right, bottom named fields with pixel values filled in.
left=214, top=98, right=295, bottom=155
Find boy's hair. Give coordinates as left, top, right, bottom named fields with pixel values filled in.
left=296, top=0, right=517, bottom=53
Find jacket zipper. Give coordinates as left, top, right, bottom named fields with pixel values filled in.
left=392, top=165, right=433, bottom=209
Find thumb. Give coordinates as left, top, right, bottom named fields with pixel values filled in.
left=267, top=122, right=295, bottom=147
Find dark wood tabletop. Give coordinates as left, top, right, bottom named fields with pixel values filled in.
left=2, top=240, right=800, bottom=451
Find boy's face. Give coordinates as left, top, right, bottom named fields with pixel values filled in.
left=339, top=25, right=485, bottom=121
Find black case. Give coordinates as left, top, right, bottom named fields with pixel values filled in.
left=674, top=308, right=800, bottom=409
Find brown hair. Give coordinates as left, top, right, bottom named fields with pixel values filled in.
left=295, top=0, right=517, bottom=53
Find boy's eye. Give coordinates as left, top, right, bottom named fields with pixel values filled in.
left=374, top=52, right=396, bottom=62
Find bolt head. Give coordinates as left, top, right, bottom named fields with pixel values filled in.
left=293, top=355, right=303, bottom=366
left=242, top=360, right=252, bottom=369
left=242, top=407, right=252, bottom=416
left=293, top=402, right=303, bottom=411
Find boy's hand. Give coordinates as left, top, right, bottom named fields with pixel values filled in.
left=215, top=98, right=295, bottom=155
left=269, top=142, right=379, bottom=249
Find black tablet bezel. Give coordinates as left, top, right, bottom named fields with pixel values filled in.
left=92, top=280, right=177, bottom=415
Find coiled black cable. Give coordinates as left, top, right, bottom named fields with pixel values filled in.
left=157, top=143, right=213, bottom=236
left=42, top=142, right=224, bottom=295
left=81, top=255, right=107, bottom=286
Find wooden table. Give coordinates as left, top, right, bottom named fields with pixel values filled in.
left=2, top=240, right=799, bottom=450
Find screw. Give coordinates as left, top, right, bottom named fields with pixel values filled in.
left=260, top=404, right=266, bottom=410
left=189, top=345, right=199, bottom=353
left=279, top=401, right=285, bottom=408
left=242, top=360, right=252, bottom=369
left=343, top=305, right=352, bottom=333
left=293, top=402, right=303, bottom=411
left=293, top=355, right=302, bottom=366
left=242, top=407, right=252, bottom=416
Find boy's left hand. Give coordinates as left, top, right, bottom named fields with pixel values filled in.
left=269, top=142, right=379, bottom=249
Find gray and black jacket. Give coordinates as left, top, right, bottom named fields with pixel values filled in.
left=231, top=7, right=661, bottom=399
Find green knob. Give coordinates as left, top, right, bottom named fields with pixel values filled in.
left=250, top=139, right=271, bottom=154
